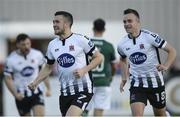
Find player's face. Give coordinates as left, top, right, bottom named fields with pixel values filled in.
left=123, top=13, right=140, bottom=34
left=17, top=38, right=31, bottom=55
left=53, top=15, right=66, bottom=35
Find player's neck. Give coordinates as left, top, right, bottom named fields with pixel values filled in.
left=59, top=31, right=72, bottom=40
left=129, top=29, right=141, bottom=39
left=17, top=49, right=30, bottom=59
left=94, top=32, right=103, bottom=37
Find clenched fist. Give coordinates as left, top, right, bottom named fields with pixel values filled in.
left=28, top=82, right=37, bottom=91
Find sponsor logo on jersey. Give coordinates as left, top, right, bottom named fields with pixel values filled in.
left=20, top=66, right=34, bottom=77
left=129, top=52, right=147, bottom=64
left=57, top=53, right=75, bottom=67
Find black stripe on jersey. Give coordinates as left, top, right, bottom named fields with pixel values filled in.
left=73, top=81, right=79, bottom=93
left=87, top=46, right=95, bottom=56
left=158, top=40, right=165, bottom=48
left=66, top=86, right=71, bottom=96
left=156, top=76, right=163, bottom=87
left=147, top=77, right=153, bottom=88
left=138, top=77, right=143, bottom=87
left=45, top=56, right=55, bottom=65
left=130, top=76, right=135, bottom=86
left=133, top=38, right=136, bottom=45
left=24, top=90, right=28, bottom=97
left=62, top=39, right=65, bottom=46
left=155, top=47, right=161, bottom=64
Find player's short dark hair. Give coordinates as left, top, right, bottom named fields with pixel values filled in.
left=93, top=18, right=105, bottom=32
left=55, top=11, right=73, bottom=27
left=124, top=8, right=140, bottom=19
left=16, top=33, right=30, bottom=43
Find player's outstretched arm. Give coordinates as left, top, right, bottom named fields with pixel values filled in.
left=28, top=63, right=53, bottom=91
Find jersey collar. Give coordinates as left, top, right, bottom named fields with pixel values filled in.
left=128, top=30, right=141, bottom=39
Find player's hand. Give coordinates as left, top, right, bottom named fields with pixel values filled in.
left=73, top=68, right=86, bottom=79
left=120, top=79, right=127, bottom=93
left=45, top=89, right=51, bottom=97
left=156, top=64, right=168, bottom=71
left=15, top=93, right=24, bottom=101
left=28, top=82, right=37, bottom=91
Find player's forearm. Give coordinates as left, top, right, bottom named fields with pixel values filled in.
left=4, top=76, right=17, bottom=97
left=33, top=64, right=52, bottom=86
left=164, top=45, right=176, bottom=69
left=84, top=52, right=104, bottom=73
left=111, top=63, right=116, bottom=76
left=44, top=78, right=51, bottom=91
left=120, top=58, right=128, bottom=80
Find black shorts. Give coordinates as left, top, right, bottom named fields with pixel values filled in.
left=15, top=91, right=44, bottom=116
left=129, top=86, right=166, bottom=109
left=59, top=92, right=93, bottom=116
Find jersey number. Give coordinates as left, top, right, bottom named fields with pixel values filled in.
left=155, top=91, right=165, bottom=102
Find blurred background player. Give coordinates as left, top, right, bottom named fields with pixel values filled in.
left=83, top=18, right=116, bottom=116
left=28, top=11, right=103, bottom=116
left=118, top=8, right=176, bottom=116
left=4, top=33, right=51, bottom=116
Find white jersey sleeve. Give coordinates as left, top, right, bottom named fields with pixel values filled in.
left=45, top=41, right=55, bottom=64
left=147, top=32, right=167, bottom=49
left=4, top=57, right=13, bottom=77
left=37, top=51, right=45, bottom=66
left=80, top=36, right=97, bottom=56
left=117, top=38, right=128, bottom=58
left=117, top=43, right=126, bottom=58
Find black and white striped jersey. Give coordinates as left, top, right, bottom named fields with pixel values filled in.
left=46, top=33, right=97, bottom=96
left=117, top=29, right=167, bottom=88
left=4, top=48, right=45, bottom=96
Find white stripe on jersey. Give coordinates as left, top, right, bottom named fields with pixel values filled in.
left=158, top=71, right=164, bottom=86
left=69, top=80, right=75, bottom=95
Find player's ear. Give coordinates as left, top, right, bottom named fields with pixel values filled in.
left=16, top=42, right=20, bottom=48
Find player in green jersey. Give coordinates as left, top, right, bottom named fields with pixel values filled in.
left=83, top=18, right=116, bottom=116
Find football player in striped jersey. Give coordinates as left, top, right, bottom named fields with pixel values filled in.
left=118, top=8, right=176, bottom=116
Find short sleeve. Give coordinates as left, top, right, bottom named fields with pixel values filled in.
left=38, top=51, right=45, bottom=66
left=4, top=58, right=13, bottom=77
left=81, top=36, right=97, bottom=56
left=117, top=44, right=126, bottom=58
left=45, top=43, right=55, bottom=64
left=148, top=33, right=167, bottom=49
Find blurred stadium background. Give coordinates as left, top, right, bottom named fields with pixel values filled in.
left=0, top=0, right=180, bottom=116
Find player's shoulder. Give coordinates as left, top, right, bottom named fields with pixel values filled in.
left=30, top=48, right=43, bottom=55
left=118, top=35, right=129, bottom=45
left=48, top=37, right=59, bottom=47
left=141, top=29, right=159, bottom=38
left=6, top=51, right=18, bottom=62
left=73, top=33, right=90, bottom=40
